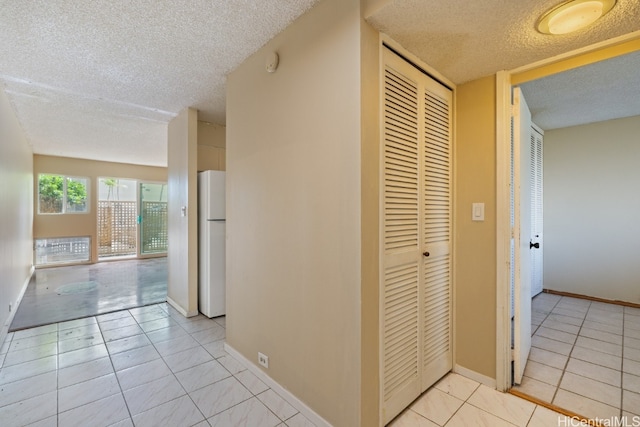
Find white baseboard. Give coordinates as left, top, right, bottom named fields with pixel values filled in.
left=224, top=343, right=332, bottom=427
left=454, top=364, right=497, bottom=389
left=1, top=266, right=35, bottom=343
left=166, top=296, right=199, bottom=318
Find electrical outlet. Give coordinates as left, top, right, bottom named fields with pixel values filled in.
left=258, top=352, right=269, bottom=369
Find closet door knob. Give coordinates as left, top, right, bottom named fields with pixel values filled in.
left=423, top=251, right=430, bottom=257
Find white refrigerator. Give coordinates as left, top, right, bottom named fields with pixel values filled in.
left=198, top=170, right=226, bottom=317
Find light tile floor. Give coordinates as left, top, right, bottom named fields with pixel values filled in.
left=514, top=293, right=640, bottom=421
left=0, top=303, right=316, bottom=427
left=389, top=372, right=578, bottom=427
left=4, top=296, right=637, bottom=427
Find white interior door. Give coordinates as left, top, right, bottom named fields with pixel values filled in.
left=530, top=127, right=544, bottom=297
left=513, top=87, right=532, bottom=384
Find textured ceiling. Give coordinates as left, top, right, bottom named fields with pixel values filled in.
left=367, top=0, right=640, bottom=134
left=520, top=50, right=640, bottom=130
left=0, top=0, right=320, bottom=166
left=1, top=0, right=639, bottom=166
left=366, top=0, right=640, bottom=84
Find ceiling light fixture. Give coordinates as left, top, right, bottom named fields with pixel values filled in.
left=537, top=0, right=616, bottom=35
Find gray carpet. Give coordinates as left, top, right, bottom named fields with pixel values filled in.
left=10, top=257, right=167, bottom=331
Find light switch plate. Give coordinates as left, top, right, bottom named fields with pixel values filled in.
left=472, top=203, right=485, bottom=221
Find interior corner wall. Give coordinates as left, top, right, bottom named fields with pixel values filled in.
left=363, top=0, right=392, bottom=16
left=360, top=18, right=381, bottom=427
left=0, top=88, right=33, bottom=339
left=454, top=75, right=497, bottom=380
left=544, top=115, right=640, bottom=303
left=32, top=155, right=167, bottom=263
left=225, top=0, right=362, bottom=425
left=197, top=121, right=226, bottom=172
left=167, top=108, right=199, bottom=316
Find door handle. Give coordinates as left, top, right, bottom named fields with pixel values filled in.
left=530, top=242, right=540, bottom=249
left=423, top=251, right=430, bottom=257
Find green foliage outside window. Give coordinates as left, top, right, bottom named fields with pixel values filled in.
left=38, top=174, right=88, bottom=214
left=39, top=174, right=63, bottom=213
left=66, top=177, right=88, bottom=212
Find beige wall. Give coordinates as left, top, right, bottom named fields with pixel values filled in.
left=544, top=115, right=640, bottom=303
left=167, top=108, right=199, bottom=316
left=197, top=121, right=226, bottom=172
left=226, top=0, right=363, bottom=425
left=359, top=18, right=381, bottom=427
left=33, top=155, right=167, bottom=263
left=0, top=88, right=33, bottom=340
left=454, top=75, right=497, bottom=380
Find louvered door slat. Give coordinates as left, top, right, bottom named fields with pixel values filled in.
left=383, top=264, right=419, bottom=401
left=423, top=258, right=451, bottom=367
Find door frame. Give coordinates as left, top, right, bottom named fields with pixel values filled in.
left=495, top=31, right=640, bottom=392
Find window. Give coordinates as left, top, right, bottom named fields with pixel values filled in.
left=35, top=237, right=91, bottom=266
left=38, top=174, right=89, bottom=214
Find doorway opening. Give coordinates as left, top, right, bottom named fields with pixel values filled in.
left=139, top=182, right=168, bottom=256
left=499, top=36, right=640, bottom=421
left=98, top=178, right=167, bottom=260
left=98, top=178, right=137, bottom=259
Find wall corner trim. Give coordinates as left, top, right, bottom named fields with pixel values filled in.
left=166, top=296, right=198, bottom=318
left=224, top=343, right=333, bottom=427
left=0, top=265, right=35, bottom=343
left=453, top=364, right=497, bottom=389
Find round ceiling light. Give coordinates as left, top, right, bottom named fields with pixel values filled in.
left=537, top=0, right=616, bottom=35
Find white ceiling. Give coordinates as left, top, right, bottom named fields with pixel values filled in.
left=1, top=0, right=639, bottom=166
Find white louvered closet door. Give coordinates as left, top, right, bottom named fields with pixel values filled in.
left=381, top=47, right=453, bottom=424
left=530, top=127, right=544, bottom=297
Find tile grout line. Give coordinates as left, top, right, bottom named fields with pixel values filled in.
left=466, top=384, right=540, bottom=427
left=3, top=303, right=315, bottom=426
left=531, top=292, right=563, bottom=337
left=548, top=297, right=591, bottom=406
left=126, top=305, right=195, bottom=423
left=438, top=380, right=481, bottom=426
left=526, top=292, right=560, bottom=389
left=134, top=304, right=284, bottom=425
left=182, top=315, right=297, bottom=425
left=512, top=297, right=616, bottom=422
left=153, top=303, right=213, bottom=426
left=96, top=312, right=135, bottom=426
